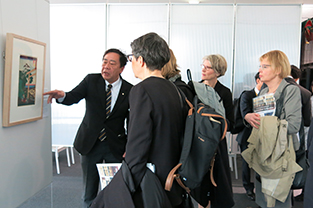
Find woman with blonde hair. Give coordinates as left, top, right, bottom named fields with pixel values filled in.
left=244, top=50, right=302, bottom=208
left=161, top=49, right=194, bottom=102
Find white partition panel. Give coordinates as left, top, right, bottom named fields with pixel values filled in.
left=107, top=4, right=169, bottom=85
left=233, top=4, right=301, bottom=98
left=170, top=4, right=235, bottom=90
left=50, top=4, right=107, bottom=146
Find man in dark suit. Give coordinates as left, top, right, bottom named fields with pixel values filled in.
left=285, top=65, right=311, bottom=127
left=237, top=72, right=263, bottom=201
left=285, top=65, right=312, bottom=202
left=44, top=48, right=133, bottom=207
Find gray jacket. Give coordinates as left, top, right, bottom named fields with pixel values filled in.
left=259, top=79, right=302, bottom=150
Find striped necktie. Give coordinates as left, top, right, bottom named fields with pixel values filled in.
left=99, top=84, right=112, bottom=141
left=106, top=84, right=112, bottom=117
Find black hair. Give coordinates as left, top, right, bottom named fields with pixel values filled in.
left=255, top=72, right=260, bottom=82
left=290, top=65, right=302, bottom=79
left=103, top=48, right=127, bottom=67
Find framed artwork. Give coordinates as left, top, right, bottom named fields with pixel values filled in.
left=2, top=33, right=46, bottom=127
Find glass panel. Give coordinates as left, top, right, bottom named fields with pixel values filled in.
left=50, top=4, right=106, bottom=145
left=170, top=4, right=235, bottom=90
left=107, top=4, right=169, bottom=85
left=234, top=4, right=301, bottom=98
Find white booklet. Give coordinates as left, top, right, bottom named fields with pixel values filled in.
left=253, top=93, right=276, bottom=116
left=96, top=163, right=121, bottom=190
left=96, top=163, right=155, bottom=190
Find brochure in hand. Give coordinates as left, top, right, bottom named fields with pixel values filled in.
left=253, top=93, right=276, bottom=116
left=96, top=163, right=155, bottom=190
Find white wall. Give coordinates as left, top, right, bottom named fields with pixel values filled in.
left=0, top=0, right=52, bottom=207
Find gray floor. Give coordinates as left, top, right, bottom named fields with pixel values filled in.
left=18, top=149, right=304, bottom=208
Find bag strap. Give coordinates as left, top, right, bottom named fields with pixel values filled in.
left=165, top=155, right=219, bottom=192
left=198, top=107, right=228, bottom=140
left=171, top=82, right=193, bottom=116
left=275, top=83, right=292, bottom=118
left=210, top=154, right=217, bottom=187
left=165, top=163, right=191, bottom=193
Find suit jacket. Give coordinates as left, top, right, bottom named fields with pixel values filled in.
left=285, top=77, right=311, bottom=126
left=236, top=88, right=256, bottom=146
left=60, top=73, right=133, bottom=157
left=124, top=77, right=187, bottom=207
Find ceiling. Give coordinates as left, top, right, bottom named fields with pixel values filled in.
left=49, top=0, right=313, bottom=22
left=49, top=0, right=313, bottom=4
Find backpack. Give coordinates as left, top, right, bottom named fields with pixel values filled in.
left=231, top=91, right=246, bottom=134
left=165, top=71, right=228, bottom=193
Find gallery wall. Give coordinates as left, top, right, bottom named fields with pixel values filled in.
left=0, top=0, right=51, bottom=207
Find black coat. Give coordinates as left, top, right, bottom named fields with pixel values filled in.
left=285, top=77, right=311, bottom=126
left=191, top=81, right=234, bottom=208
left=236, top=89, right=256, bottom=146
left=124, top=77, right=187, bottom=206
left=90, top=161, right=172, bottom=208
left=59, top=74, right=133, bottom=157
left=173, top=77, right=195, bottom=103
left=304, top=118, right=313, bottom=208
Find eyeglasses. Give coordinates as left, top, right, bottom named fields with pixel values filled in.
left=127, top=54, right=133, bottom=62
left=201, top=64, right=213, bottom=71
left=259, top=64, right=271, bottom=70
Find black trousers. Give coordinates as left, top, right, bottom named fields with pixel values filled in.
left=81, top=139, right=121, bottom=208
left=240, top=140, right=254, bottom=192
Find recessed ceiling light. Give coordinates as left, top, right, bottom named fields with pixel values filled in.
left=189, top=0, right=199, bottom=4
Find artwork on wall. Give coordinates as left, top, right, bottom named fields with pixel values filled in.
left=2, top=33, right=46, bottom=127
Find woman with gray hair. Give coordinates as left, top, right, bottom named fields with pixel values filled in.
left=194, top=54, right=234, bottom=208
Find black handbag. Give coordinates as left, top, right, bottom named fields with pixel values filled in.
left=291, top=146, right=309, bottom=189
left=231, top=91, right=246, bottom=134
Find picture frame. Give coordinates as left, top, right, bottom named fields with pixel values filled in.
left=2, top=33, right=46, bottom=127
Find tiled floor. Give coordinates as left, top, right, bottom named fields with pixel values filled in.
left=18, top=149, right=304, bottom=208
